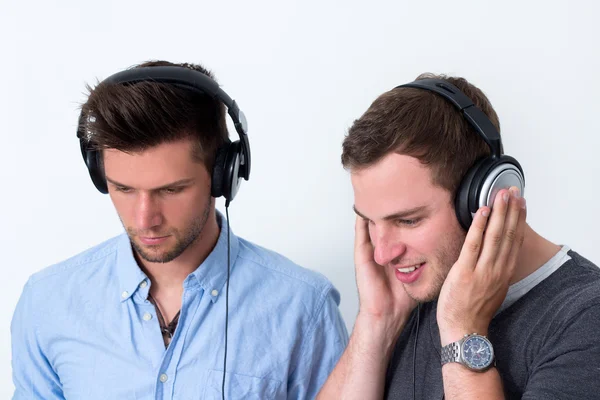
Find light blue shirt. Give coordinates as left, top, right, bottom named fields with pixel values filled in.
left=11, top=214, right=348, bottom=399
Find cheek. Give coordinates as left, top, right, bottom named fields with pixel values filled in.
left=404, top=226, right=438, bottom=254
left=162, top=196, right=200, bottom=222
left=405, top=218, right=462, bottom=258
left=168, top=189, right=213, bottom=223
left=109, top=194, right=135, bottom=223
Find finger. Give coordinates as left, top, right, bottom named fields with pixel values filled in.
left=495, top=187, right=524, bottom=269
left=456, top=206, right=491, bottom=271
left=354, top=215, right=375, bottom=265
left=355, top=215, right=372, bottom=248
left=477, top=188, right=511, bottom=269
left=505, top=196, right=527, bottom=274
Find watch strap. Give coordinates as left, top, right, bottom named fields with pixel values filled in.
left=441, top=341, right=461, bottom=365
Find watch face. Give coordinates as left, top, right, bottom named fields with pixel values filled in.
left=462, top=335, right=494, bottom=370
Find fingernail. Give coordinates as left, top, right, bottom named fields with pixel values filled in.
left=482, top=209, right=490, bottom=217
left=521, top=197, right=527, bottom=209
left=503, top=191, right=510, bottom=202
left=510, top=186, right=521, bottom=198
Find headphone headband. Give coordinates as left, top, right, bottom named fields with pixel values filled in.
left=397, top=78, right=501, bottom=159
left=78, top=66, right=251, bottom=180
left=395, top=77, right=524, bottom=230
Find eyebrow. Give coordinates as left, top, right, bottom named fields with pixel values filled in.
left=353, top=205, right=428, bottom=221
left=105, top=177, right=195, bottom=191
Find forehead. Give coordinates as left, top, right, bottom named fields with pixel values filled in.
left=103, top=139, right=207, bottom=187
left=351, top=153, right=449, bottom=219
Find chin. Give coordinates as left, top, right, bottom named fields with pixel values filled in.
left=132, top=241, right=178, bottom=263
left=139, top=250, right=179, bottom=264
left=405, top=290, right=438, bottom=304
left=403, top=281, right=442, bottom=304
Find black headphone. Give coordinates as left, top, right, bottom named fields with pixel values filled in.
left=397, top=78, right=525, bottom=230
left=76, top=66, right=251, bottom=205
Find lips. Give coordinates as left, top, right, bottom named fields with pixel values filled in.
left=394, top=262, right=426, bottom=284
left=139, top=236, right=169, bottom=245
left=396, top=263, right=425, bottom=273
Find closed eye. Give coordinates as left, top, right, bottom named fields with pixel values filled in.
left=161, top=187, right=184, bottom=194
left=396, top=218, right=421, bottom=227
left=114, top=186, right=133, bottom=193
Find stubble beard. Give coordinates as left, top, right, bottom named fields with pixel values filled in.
left=125, top=196, right=212, bottom=263
left=402, top=230, right=466, bottom=303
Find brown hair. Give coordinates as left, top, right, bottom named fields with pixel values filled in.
left=341, top=73, right=501, bottom=195
left=78, top=60, right=228, bottom=171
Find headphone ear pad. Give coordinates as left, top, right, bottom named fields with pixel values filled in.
left=89, top=150, right=108, bottom=194
left=455, top=158, right=487, bottom=230
left=82, top=143, right=108, bottom=194
left=220, top=141, right=243, bottom=203
left=211, top=143, right=230, bottom=198
left=78, top=114, right=108, bottom=194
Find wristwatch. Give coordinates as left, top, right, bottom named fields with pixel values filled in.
left=440, top=333, right=495, bottom=371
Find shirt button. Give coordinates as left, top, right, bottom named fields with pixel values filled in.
left=143, top=313, right=152, bottom=321
left=139, top=280, right=148, bottom=288
left=121, top=291, right=129, bottom=299
left=211, top=289, right=219, bottom=296
left=159, top=373, right=168, bottom=383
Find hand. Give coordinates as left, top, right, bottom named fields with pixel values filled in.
left=354, top=216, right=417, bottom=334
left=437, top=187, right=527, bottom=345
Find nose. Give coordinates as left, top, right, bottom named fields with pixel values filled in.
left=372, top=224, right=407, bottom=266
left=135, top=192, right=163, bottom=231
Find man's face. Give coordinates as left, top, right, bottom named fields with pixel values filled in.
left=351, top=153, right=466, bottom=302
left=103, top=138, right=213, bottom=263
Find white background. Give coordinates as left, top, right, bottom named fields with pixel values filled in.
left=1, top=0, right=598, bottom=396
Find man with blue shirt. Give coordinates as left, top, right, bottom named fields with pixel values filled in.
left=11, top=60, right=348, bottom=399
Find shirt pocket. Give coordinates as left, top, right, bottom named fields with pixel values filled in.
left=203, top=369, right=283, bottom=400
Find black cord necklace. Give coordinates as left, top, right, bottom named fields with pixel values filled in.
left=148, top=293, right=180, bottom=347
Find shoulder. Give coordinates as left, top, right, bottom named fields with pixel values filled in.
left=552, top=250, right=600, bottom=319
left=508, top=249, right=600, bottom=335
left=232, top=236, right=342, bottom=321
left=237, top=237, right=338, bottom=295
left=13, top=234, right=123, bottom=332
left=230, top=236, right=348, bottom=354
left=500, top=251, right=600, bottom=398
left=25, top=234, right=122, bottom=291
left=545, top=250, right=600, bottom=305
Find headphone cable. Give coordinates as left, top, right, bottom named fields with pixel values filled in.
left=412, top=303, right=420, bottom=400
left=222, top=202, right=231, bottom=400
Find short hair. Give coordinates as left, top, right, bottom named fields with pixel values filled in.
left=341, top=73, right=500, bottom=195
left=79, top=60, right=229, bottom=171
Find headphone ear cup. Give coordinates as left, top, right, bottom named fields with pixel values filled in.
left=211, top=140, right=243, bottom=203
left=478, top=156, right=525, bottom=211
left=88, top=149, right=108, bottom=194
left=221, top=141, right=243, bottom=203
left=456, top=156, right=525, bottom=230
left=80, top=142, right=108, bottom=194
left=211, top=143, right=230, bottom=198
left=78, top=114, right=108, bottom=194
left=455, top=158, right=487, bottom=230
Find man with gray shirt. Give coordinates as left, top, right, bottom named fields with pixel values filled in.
left=317, top=74, right=600, bottom=399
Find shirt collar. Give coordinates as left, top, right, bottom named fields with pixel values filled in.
left=115, top=210, right=240, bottom=304
left=188, top=210, right=240, bottom=303
left=115, top=233, right=148, bottom=303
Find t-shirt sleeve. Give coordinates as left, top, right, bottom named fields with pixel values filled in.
left=522, top=302, right=600, bottom=400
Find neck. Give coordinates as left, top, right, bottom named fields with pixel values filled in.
left=137, top=210, right=221, bottom=296
left=510, top=224, right=562, bottom=285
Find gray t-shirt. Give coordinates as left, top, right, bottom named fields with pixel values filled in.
left=385, top=249, right=600, bottom=399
